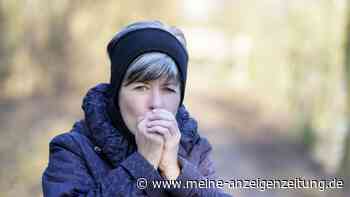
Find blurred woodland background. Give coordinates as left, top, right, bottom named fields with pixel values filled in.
left=1, top=0, right=350, bottom=196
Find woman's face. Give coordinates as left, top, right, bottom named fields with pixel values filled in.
left=118, top=76, right=181, bottom=134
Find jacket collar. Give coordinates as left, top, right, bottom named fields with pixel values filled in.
left=78, top=83, right=200, bottom=168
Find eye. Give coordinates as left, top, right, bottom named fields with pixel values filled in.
left=165, top=87, right=177, bottom=93
left=134, top=85, right=148, bottom=91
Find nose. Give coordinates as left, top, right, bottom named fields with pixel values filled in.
left=149, top=87, right=163, bottom=110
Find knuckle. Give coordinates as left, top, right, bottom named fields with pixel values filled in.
left=155, top=126, right=163, bottom=131
left=176, top=133, right=181, bottom=140
left=171, top=121, right=177, bottom=127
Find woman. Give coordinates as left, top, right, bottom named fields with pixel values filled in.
left=42, top=21, right=232, bottom=197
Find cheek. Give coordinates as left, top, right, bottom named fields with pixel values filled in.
left=119, top=90, right=148, bottom=132
left=165, top=94, right=181, bottom=115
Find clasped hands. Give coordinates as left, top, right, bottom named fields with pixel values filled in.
left=136, top=108, right=181, bottom=180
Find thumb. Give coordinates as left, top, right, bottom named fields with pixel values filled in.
left=137, top=116, right=145, bottom=123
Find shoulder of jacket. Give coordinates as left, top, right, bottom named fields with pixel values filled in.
left=51, top=119, right=93, bottom=145
left=49, top=132, right=77, bottom=149
left=49, top=130, right=90, bottom=157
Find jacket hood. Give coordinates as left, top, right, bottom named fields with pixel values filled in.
left=74, top=83, right=200, bottom=168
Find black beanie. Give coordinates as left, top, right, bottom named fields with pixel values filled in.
left=106, top=27, right=189, bottom=139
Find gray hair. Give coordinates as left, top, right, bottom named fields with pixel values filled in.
left=116, top=21, right=187, bottom=87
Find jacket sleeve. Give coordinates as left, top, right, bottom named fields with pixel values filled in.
left=165, top=137, right=233, bottom=197
left=42, top=133, right=168, bottom=197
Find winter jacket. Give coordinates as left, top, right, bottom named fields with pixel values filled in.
left=42, top=83, right=232, bottom=197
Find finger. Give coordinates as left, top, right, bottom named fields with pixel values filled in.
left=137, top=116, right=145, bottom=123
left=153, top=109, right=175, bottom=119
left=137, top=112, right=153, bottom=136
left=146, top=110, right=180, bottom=137
left=143, top=111, right=153, bottom=120
left=138, top=111, right=153, bottom=127
left=146, top=132, right=164, bottom=145
left=147, top=120, right=177, bottom=136
left=147, top=120, right=171, bottom=128
left=149, top=111, right=174, bottom=121
left=137, top=116, right=146, bottom=132
left=147, top=125, right=171, bottom=141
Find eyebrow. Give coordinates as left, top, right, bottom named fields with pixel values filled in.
left=163, top=81, right=179, bottom=86
left=126, top=79, right=179, bottom=86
